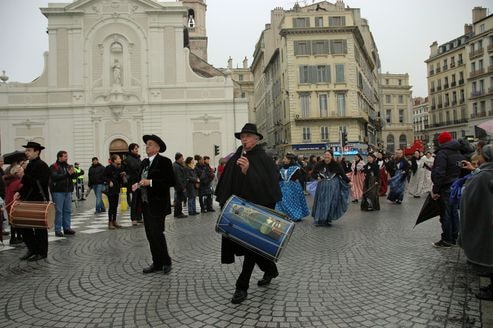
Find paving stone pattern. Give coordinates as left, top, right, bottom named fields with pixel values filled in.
left=0, top=196, right=486, bottom=327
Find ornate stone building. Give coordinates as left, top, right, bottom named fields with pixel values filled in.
left=412, top=97, right=430, bottom=146
left=251, top=0, right=382, bottom=156
left=380, top=73, right=414, bottom=153
left=0, top=0, right=248, bottom=167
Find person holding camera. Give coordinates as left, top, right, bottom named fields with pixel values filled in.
left=430, top=132, right=466, bottom=248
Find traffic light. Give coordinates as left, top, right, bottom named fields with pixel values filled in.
left=341, top=131, right=348, bottom=147
left=214, top=144, right=220, bottom=156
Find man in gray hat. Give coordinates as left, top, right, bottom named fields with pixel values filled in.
left=132, top=134, right=175, bottom=274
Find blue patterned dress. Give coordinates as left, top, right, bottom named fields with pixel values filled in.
left=275, top=165, right=309, bottom=221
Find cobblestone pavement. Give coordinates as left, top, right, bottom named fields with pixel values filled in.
left=0, top=194, right=490, bottom=328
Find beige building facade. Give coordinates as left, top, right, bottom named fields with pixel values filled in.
left=425, top=7, right=492, bottom=141
left=380, top=73, right=414, bottom=153
left=251, top=1, right=382, bottom=156
left=0, top=0, right=248, bottom=168
left=412, top=97, right=431, bottom=147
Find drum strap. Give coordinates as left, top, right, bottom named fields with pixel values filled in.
left=36, top=180, right=48, bottom=202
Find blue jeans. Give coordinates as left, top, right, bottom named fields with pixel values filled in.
left=439, top=189, right=459, bottom=244
left=52, top=192, right=72, bottom=233
left=187, top=196, right=197, bottom=214
left=92, top=184, right=105, bottom=213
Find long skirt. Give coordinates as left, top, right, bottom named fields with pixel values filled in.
left=347, top=171, right=365, bottom=200
left=361, top=175, right=380, bottom=211
left=312, top=177, right=350, bottom=225
left=408, top=168, right=425, bottom=197
left=276, top=180, right=309, bottom=221
left=379, top=167, right=388, bottom=196
left=387, top=171, right=407, bottom=202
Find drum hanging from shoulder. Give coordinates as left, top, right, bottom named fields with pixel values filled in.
left=9, top=201, right=55, bottom=229
left=216, top=195, right=295, bottom=262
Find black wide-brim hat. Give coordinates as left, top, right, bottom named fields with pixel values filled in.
left=2, top=150, right=27, bottom=164
left=143, top=134, right=167, bottom=153
left=234, top=123, right=263, bottom=140
left=22, top=141, right=45, bottom=150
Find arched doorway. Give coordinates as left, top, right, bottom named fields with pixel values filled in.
left=386, top=134, right=395, bottom=153
left=399, top=134, right=407, bottom=150
left=109, top=138, right=128, bottom=160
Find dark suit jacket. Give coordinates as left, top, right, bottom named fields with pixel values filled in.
left=138, top=154, right=175, bottom=217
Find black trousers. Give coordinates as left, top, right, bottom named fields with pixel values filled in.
left=143, top=203, right=171, bottom=267
left=235, top=248, right=278, bottom=291
left=128, top=189, right=142, bottom=220
left=22, top=228, right=48, bottom=257
left=107, top=193, right=119, bottom=221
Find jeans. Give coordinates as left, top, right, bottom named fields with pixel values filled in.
left=187, top=197, right=197, bottom=214
left=92, top=184, right=105, bottom=213
left=439, top=188, right=459, bottom=244
left=52, top=192, right=72, bottom=233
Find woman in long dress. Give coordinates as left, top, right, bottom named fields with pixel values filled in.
left=421, top=151, right=434, bottom=194
left=348, top=154, right=365, bottom=203
left=361, top=153, right=380, bottom=211
left=408, top=150, right=425, bottom=198
left=275, top=153, right=309, bottom=221
left=311, top=150, right=352, bottom=226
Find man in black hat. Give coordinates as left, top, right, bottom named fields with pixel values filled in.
left=15, top=141, right=50, bottom=261
left=132, top=134, right=175, bottom=274
left=215, top=123, right=282, bottom=304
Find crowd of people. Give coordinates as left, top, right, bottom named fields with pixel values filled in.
left=0, top=125, right=491, bottom=303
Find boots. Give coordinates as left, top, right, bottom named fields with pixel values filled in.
left=112, top=221, right=122, bottom=229
left=108, top=222, right=116, bottom=230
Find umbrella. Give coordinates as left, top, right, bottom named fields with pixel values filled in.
left=414, top=193, right=444, bottom=227
left=477, top=119, right=493, bottom=135
left=2, top=150, right=27, bottom=164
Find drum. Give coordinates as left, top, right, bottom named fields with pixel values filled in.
left=216, top=195, right=295, bottom=262
left=9, top=201, right=55, bottom=229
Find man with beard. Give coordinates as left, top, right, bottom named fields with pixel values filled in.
left=215, top=123, right=282, bottom=304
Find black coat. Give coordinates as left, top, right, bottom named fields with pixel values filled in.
left=50, top=161, right=76, bottom=193
left=20, top=157, right=50, bottom=201
left=137, top=155, right=175, bottom=217
left=431, top=140, right=466, bottom=193
left=88, top=163, right=105, bottom=187
left=123, top=153, right=141, bottom=185
left=215, top=144, right=282, bottom=264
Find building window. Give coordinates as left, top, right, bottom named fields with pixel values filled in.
left=336, top=93, right=346, bottom=116
left=386, top=134, right=395, bottom=153
left=398, top=95, right=404, bottom=104
left=238, top=74, right=244, bottom=81
left=399, top=134, right=407, bottom=149
left=241, top=92, right=246, bottom=98
left=293, top=17, right=310, bottom=28
left=315, top=16, right=324, bottom=27
left=299, top=65, right=310, bottom=83
left=187, top=9, right=196, bottom=28
left=300, top=93, right=310, bottom=118
left=330, top=40, right=347, bottom=54
left=335, top=64, right=345, bottom=83
left=329, top=16, right=346, bottom=26
left=386, top=109, right=392, bottom=123
left=386, top=95, right=391, bottom=103
left=320, top=126, right=329, bottom=141
left=302, top=127, right=311, bottom=141
left=317, top=65, right=330, bottom=83
left=398, top=79, right=402, bottom=86
left=312, top=40, right=329, bottom=55
left=319, top=94, right=328, bottom=117
left=294, top=41, right=311, bottom=56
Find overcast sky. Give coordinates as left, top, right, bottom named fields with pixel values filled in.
left=0, top=0, right=491, bottom=97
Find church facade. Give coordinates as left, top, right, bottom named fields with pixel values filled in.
left=0, top=0, right=247, bottom=167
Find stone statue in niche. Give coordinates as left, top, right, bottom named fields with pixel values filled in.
left=112, top=59, right=122, bottom=85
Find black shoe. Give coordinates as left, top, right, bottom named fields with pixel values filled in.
left=207, top=208, right=216, bottom=212
left=231, top=289, right=248, bottom=304
left=189, top=212, right=200, bottom=216
left=395, top=200, right=402, bottom=204
left=27, top=254, right=47, bottom=262
left=55, top=231, right=64, bottom=237
left=258, top=272, right=279, bottom=286
left=175, top=214, right=187, bottom=219
left=9, top=239, right=22, bottom=246
left=433, top=240, right=451, bottom=248
left=200, top=209, right=207, bottom=213
left=20, top=251, right=35, bottom=261
left=64, top=229, right=76, bottom=235
left=162, top=265, right=172, bottom=275
left=351, top=199, right=358, bottom=203
left=143, top=264, right=163, bottom=274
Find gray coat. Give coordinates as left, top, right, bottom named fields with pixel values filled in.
left=460, top=161, right=493, bottom=270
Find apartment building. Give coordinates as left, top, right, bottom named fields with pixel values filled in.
left=412, top=97, right=430, bottom=146
left=251, top=0, right=382, bottom=156
left=425, top=7, right=492, bottom=141
left=380, top=73, right=414, bottom=153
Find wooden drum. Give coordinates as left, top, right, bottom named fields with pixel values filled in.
left=9, top=201, right=55, bottom=229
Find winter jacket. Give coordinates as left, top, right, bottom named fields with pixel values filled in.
left=88, top=163, right=105, bottom=187
left=50, top=161, right=76, bottom=193
left=431, top=140, right=466, bottom=194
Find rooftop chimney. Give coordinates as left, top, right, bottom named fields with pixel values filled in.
left=242, top=57, right=248, bottom=69
left=472, top=7, right=487, bottom=24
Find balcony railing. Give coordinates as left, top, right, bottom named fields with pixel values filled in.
left=471, top=112, right=487, bottom=119
left=488, top=65, right=493, bottom=73
left=437, top=86, right=442, bottom=91
left=444, top=102, right=450, bottom=108
left=444, top=83, right=449, bottom=89
left=451, top=81, right=457, bottom=87
left=488, top=44, right=493, bottom=53
left=458, top=60, right=464, bottom=65
left=429, top=70, right=434, bottom=75
left=430, top=87, right=435, bottom=93
left=443, top=65, right=448, bottom=71
left=436, top=67, right=441, bottom=73
left=460, top=98, right=465, bottom=104
left=437, top=104, right=443, bottom=109
left=470, top=68, right=485, bottom=78
left=450, top=62, right=456, bottom=68
left=452, top=100, right=457, bottom=106
left=469, top=48, right=484, bottom=59
left=431, top=105, right=436, bottom=110
left=458, top=79, right=464, bottom=85
left=471, top=90, right=484, bottom=98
